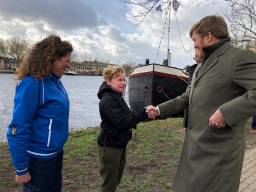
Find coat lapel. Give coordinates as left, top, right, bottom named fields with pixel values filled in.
left=189, top=64, right=201, bottom=103
left=194, top=58, right=218, bottom=83
left=189, top=41, right=232, bottom=103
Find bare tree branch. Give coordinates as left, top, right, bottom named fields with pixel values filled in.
left=126, top=0, right=161, bottom=24
left=7, top=38, right=28, bottom=66
left=225, top=0, right=256, bottom=41
left=126, top=0, right=219, bottom=24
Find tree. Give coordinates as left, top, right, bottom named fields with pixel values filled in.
left=0, top=39, right=7, bottom=58
left=126, top=0, right=218, bottom=23
left=225, top=0, right=256, bottom=42
left=122, top=63, right=136, bottom=75
left=7, top=38, right=28, bottom=67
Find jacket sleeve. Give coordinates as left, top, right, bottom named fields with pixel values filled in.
left=7, top=77, right=39, bottom=176
left=158, top=85, right=190, bottom=118
left=219, top=50, right=256, bottom=126
left=100, top=97, right=147, bottom=131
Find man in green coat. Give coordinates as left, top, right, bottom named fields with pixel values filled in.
left=146, top=15, right=256, bottom=192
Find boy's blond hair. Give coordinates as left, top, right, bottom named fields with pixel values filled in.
left=103, top=66, right=125, bottom=81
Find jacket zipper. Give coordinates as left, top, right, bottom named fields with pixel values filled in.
left=47, top=119, right=53, bottom=147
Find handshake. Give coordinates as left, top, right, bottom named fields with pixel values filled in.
left=145, top=105, right=160, bottom=119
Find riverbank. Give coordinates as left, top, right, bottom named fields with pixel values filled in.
left=0, top=70, right=15, bottom=74
left=1, top=118, right=255, bottom=192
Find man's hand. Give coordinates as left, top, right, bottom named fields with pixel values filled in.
left=145, top=105, right=160, bottom=119
left=15, top=173, right=31, bottom=184
left=209, top=109, right=226, bottom=128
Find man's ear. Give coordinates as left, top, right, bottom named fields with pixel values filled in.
left=207, top=32, right=212, bottom=43
left=208, top=32, right=219, bottom=44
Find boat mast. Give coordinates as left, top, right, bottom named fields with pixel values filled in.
left=166, top=0, right=180, bottom=67
left=167, top=0, right=171, bottom=66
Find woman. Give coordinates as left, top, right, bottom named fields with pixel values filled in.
left=97, top=66, right=148, bottom=192
left=7, top=35, right=73, bottom=192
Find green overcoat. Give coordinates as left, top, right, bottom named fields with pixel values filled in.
left=159, top=41, right=256, bottom=192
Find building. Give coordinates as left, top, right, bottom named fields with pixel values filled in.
left=70, top=60, right=116, bottom=75
left=0, top=57, right=17, bottom=70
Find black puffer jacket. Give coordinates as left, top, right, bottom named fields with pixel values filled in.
left=97, top=82, right=147, bottom=149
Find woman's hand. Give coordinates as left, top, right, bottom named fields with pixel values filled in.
left=15, top=172, right=31, bottom=184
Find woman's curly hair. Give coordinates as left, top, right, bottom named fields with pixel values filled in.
left=18, top=35, right=73, bottom=80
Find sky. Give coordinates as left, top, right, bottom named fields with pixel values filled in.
left=0, top=0, right=229, bottom=68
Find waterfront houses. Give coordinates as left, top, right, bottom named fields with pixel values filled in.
left=0, top=56, right=17, bottom=70
left=70, top=60, right=116, bottom=75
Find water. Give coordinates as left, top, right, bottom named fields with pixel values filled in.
left=0, top=74, right=105, bottom=141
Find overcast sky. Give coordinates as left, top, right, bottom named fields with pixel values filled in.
left=0, top=0, right=229, bottom=68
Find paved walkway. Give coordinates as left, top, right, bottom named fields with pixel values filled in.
left=239, top=146, right=256, bottom=192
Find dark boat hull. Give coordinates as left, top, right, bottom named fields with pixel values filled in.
left=128, top=65, right=188, bottom=116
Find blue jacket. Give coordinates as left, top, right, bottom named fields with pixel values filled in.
left=7, top=74, right=69, bottom=176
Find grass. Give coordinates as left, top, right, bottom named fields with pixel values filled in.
left=0, top=118, right=255, bottom=192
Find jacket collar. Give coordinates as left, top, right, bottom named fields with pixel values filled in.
left=49, top=73, right=61, bottom=81
left=194, top=39, right=232, bottom=84
left=202, top=37, right=230, bottom=64
left=97, top=82, right=122, bottom=99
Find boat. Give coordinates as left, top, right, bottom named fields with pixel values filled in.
left=128, top=0, right=189, bottom=115
left=128, top=62, right=188, bottom=115
left=64, top=70, right=78, bottom=75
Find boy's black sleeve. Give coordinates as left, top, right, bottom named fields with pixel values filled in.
left=100, top=97, right=147, bottom=131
